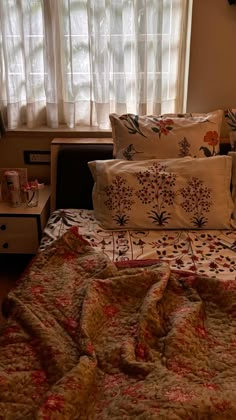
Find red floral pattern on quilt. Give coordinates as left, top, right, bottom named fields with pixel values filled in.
left=40, top=209, right=236, bottom=280
left=0, top=227, right=235, bottom=419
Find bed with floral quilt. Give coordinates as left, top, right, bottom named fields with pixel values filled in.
left=1, top=114, right=236, bottom=419
left=40, top=207, right=236, bottom=281
left=1, top=227, right=236, bottom=419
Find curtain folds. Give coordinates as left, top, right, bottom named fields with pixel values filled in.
left=0, top=112, right=5, bottom=136
left=0, top=0, right=192, bottom=130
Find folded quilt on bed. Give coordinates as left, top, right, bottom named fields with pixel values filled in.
left=1, top=227, right=236, bottom=419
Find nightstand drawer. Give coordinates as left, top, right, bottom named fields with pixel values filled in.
left=0, top=217, right=38, bottom=254
left=0, top=186, right=50, bottom=254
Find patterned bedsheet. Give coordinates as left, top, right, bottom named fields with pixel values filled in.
left=1, top=228, right=236, bottom=419
left=40, top=209, right=236, bottom=280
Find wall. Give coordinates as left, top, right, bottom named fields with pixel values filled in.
left=187, top=0, right=236, bottom=112
left=1, top=0, right=236, bottom=183
left=0, top=132, right=52, bottom=184
left=0, top=130, right=112, bottom=184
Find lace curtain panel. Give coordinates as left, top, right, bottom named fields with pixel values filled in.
left=0, top=0, right=192, bottom=130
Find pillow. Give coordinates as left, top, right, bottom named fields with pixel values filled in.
left=109, top=110, right=224, bottom=160
left=88, top=155, right=234, bottom=230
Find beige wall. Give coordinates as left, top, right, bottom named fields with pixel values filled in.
left=1, top=0, right=236, bottom=182
left=0, top=133, right=52, bottom=183
left=0, top=131, right=112, bottom=184
left=187, top=0, right=236, bottom=112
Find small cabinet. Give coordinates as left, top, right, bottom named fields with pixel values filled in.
left=0, top=186, right=50, bottom=254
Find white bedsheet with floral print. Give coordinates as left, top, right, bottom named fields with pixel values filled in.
left=40, top=209, right=236, bottom=280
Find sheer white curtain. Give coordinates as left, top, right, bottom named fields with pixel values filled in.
left=0, top=0, right=192, bottom=130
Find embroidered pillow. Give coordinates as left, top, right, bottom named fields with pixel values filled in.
left=88, top=155, right=234, bottom=230
left=109, top=110, right=223, bottom=160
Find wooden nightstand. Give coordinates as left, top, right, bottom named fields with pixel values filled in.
left=0, top=186, right=51, bottom=254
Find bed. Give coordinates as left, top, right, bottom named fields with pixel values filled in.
left=40, top=139, right=236, bottom=282
left=1, top=112, right=236, bottom=419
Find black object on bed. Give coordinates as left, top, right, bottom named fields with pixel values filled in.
left=56, top=143, right=113, bottom=210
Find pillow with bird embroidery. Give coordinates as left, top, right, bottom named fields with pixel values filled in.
left=88, top=155, right=234, bottom=230
left=109, top=110, right=223, bottom=160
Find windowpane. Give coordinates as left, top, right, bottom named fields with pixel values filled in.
left=0, top=0, right=192, bottom=128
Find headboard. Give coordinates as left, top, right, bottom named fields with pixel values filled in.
left=51, top=138, right=113, bottom=211
left=50, top=138, right=231, bottom=212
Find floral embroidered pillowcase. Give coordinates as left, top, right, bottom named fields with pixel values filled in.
left=88, top=155, right=234, bottom=230
left=109, top=110, right=224, bottom=161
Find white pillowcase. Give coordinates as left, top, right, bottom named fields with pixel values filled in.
left=88, top=155, right=234, bottom=230
left=109, top=110, right=224, bottom=160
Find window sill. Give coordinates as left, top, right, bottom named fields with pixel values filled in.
left=4, top=125, right=112, bottom=139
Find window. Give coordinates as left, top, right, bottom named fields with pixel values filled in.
left=0, top=0, right=192, bottom=130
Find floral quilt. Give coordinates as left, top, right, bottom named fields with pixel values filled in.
left=40, top=209, right=236, bottom=280
left=1, top=227, right=236, bottom=419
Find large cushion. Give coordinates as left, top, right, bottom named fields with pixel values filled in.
left=109, top=110, right=224, bottom=160
left=88, top=155, right=234, bottom=230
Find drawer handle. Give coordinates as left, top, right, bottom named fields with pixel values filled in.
left=0, top=224, right=6, bottom=231
left=2, top=242, right=8, bottom=249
